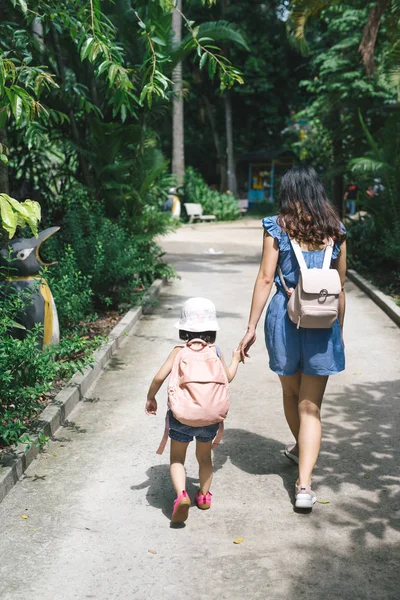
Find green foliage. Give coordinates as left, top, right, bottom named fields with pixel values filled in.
left=48, top=200, right=175, bottom=309
left=178, top=18, right=246, bottom=91
left=347, top=216, right=400, bottom=296
left=182, top=1, right=306, bottom=186
left=351, top=112, right=400, bottom=224
left=46, top=246, right=93, bottom=331
left=0, top=283, right=101, bottom=446
left=348, top=112, right=400, bottom=293
left=0, top=194, right=41, bottom=238
left=184, top=167, right=239, bottom=221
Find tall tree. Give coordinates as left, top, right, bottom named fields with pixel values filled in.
left=182, top=1, right=305, bottom=188
left=287, top=3, right=395, bottom=216
left=172, top=0, right=185, bottom=185
left=224, top=92, right=237, bottom=194
left=288, top=0, right=397, bottom=75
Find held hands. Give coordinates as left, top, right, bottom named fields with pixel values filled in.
left=145, top=397, right=157, bottom=415
left=232, top=347, right=241, bottom=362
left=238, top=328, right=256, bottom=363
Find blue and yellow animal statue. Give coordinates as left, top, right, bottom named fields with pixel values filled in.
left=0, top=227, right=60, bottom=348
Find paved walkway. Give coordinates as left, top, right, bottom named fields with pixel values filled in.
left=1, top=220, right=399, bottom=600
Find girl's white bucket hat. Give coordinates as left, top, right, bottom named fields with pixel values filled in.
left=174, top=297, right=219, bottom=332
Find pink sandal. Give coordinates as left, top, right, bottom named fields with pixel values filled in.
left=171, top=490, right=191, bottom=523
left=195, top=490, right=212, bottom=510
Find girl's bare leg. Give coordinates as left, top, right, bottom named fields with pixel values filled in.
left=297, top=374, right=328, bottom=486
left=196, top=440, right=213, bottom=494
left=279, top=371, right=302, bottom=451
left=170, top=440, right=189, bottom=494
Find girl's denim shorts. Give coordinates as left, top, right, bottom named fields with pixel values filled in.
left=168, top=410, right=219, bottom=443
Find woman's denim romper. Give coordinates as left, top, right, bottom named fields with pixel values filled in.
left=263, top=216, right=346, bottom=376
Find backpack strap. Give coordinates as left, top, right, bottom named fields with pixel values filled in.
left=278, top=237, right=334, bottom=294
left=277, top=266, right=291, bottom=295
left=214, top=345, right=221, bottom=359
left=186, top=338, right=208, bottom=351
left=156, top=410, right=170, bottom=455
left=212, top=422, right=224, bottom=449
left=322, top=239, right=334, bottom=270
left=289, top=238, right=308, bottom=270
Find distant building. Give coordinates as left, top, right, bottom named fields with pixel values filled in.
left=237, top=150, right=295, bottom=207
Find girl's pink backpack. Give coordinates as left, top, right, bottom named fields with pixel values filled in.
left=156, top=339, right=229, bottom=454
left=169, top=338, right=230, bottom=426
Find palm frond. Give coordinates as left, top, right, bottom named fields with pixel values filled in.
left=286, top=0, right=331, bottom=54
left=391, top=0, right=400, bottom=13
left=173, top=20, right=249, bottom=65
left=358, top=111, right=384, bottom=162
left=350, top=156, right=387, bottom=174
left=194, top=21, right=249, bottom=51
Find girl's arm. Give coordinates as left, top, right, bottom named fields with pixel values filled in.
left=145, top=347, right=181, bottom=415
left=239, top=233, right=279, bottom=362
left=220, top=348, right=241, bottom=383
left=332, top=240, right=347, bottom=341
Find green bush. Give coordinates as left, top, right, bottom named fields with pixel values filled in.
left=46, top=200, right=175, bottom=310
left=184, top=167, right=240, bottom=221
left=47, top=245, right=93, bottom=331
left=347, top=217, right=400, bottom=297
left=0, top=283, right=102, bottom=446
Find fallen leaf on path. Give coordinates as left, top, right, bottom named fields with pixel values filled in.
left=22, top=515, right=29, bottom=519
left=233, top=537, right=244, bottom=544
left=317, top=500, right=330, bottom=504
left=364, top=474, right=371, bottom=479
left=148, top=549, right=157, bottom=555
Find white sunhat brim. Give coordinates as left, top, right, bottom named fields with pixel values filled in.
left=174, top=320, right=220, bottom=332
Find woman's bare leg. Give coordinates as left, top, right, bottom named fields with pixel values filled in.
left=196, top=440, right=213, bottom=494
left=279, top=371, right=302, bottom=449
left=297, top=374, right=328, bottom=486
left=170, top=440, right=189, bottom=494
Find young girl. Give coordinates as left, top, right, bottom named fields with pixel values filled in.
left=145, top=297, right=240, bottom=523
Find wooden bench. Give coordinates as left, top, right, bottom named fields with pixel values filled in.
left=237, top=199, right=249, bottom=216
left=184, top=203, right=216, bottom=223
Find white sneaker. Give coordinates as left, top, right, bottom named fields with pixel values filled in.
left=284, top=445, right=299, bottom=465
left=295, top=483, right=317, bottom=508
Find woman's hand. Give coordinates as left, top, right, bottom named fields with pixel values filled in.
left=238, top=328, right=257, bottom=363
left=145, top=397, right=157, bottom=415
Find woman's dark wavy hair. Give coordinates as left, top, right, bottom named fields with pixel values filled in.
left=278, top=165, right=346, bottom=246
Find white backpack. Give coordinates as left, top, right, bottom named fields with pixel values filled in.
left=278, top=238, right=341, bottom=329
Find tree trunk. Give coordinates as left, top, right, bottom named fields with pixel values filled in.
left=203, top=96, right=227, bottom=191
left=172, top=0, right=185, bottom=186
left=32, top=17, right=45, bottom=53
left=359, top=0, right=390, bottom=75
left=331, top=111, right=344, bottom=218
left=224, top=92, right=237, bottom=195
left=0, top=127, right=9, bottom=195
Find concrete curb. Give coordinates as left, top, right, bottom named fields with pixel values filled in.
left=0, top=278, right=167, bottom=504
left=347, top=269, right=400, bottom=327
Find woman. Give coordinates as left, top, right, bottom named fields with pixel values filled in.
left=239, top=166, right=347, bottom=509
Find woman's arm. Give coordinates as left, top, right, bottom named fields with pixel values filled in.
left=333, top=240, right=347, bottom=338
left=239, top=233, right=279, bottom=362
left=145, top=347, right=181, bottom=415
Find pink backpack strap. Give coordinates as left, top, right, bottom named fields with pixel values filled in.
left=156, top=410, right=170, bottom=455
left=212, top=422, right=224, bottom=449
